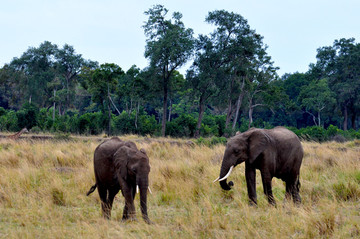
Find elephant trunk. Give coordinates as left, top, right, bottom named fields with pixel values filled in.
left=219, top=159, right=234, bottom=191
left=137, top=177, right=151, bottom=224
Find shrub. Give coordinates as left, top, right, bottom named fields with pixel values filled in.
left=16, top=103, right=39, bottom=129
left=297, top=126, right=328, bottom=142
left=166, top=114, right=197, bottom=137
left=196, top=136, right=227, bottom=147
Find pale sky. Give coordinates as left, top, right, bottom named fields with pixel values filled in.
left=1, top=0, right=359, bottom=76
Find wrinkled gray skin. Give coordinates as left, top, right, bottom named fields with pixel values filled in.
left=218, top=127, right=303, bottom=206
left=87, top=137, right=151, bottom=224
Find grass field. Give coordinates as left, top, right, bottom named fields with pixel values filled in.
left=0, top=136, right=359, bottom=238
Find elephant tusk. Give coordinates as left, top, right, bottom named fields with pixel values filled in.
left=218, top=166, right=234, bottom=182
left=148, top=187, right=152, bottom=194
left=136, top=185, right=139, bottom=194
left=213, top=176, right=220, bottom=183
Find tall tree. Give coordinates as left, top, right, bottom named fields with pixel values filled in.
left=298, top=78, right=336, bottom=127
left=143, top=4, right=195, bottom=136
left=10, top=41, right=58, bottom=107
left=87, top=63, right=124, bottom=135
left=55, top=44, right=97, bottom=113
left=315, top=38, right=360, bottom=130
left=204, top=10, right=274, bottom=131
left=186, top=34, right=224, bottom=138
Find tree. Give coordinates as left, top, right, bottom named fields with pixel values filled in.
left=298, top=78, right=336, bottom=127
left=315, top=38, right=360, bottom=130
left=55, top=44, right=98, bottom=113
left=87, top=63, right=124, bottom=135
left=9, top=41, right=58, bottom=107
left=117, top=65, right=150, bottom=128
left=204, top=10, right=275, bottom=131
left=143, top=4, right=195, bottom=136
left=186, top=34, right=225, bottom=138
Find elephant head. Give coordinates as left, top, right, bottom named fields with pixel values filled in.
left=214, top=129, right=270, bottom=190
left=114, top=146, right=151, bottom=223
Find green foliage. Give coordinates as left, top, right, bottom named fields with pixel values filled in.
left=16, top=103, right=39, bottom=129
left=77, top=112, right=106, bottom=135
left=196, top=136, right=227, bottom=146
left=166, top=114, right=197, bottom=137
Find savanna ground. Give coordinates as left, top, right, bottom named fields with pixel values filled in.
left=0, top=134, right=359, bottom=238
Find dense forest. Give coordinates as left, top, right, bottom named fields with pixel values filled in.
left=0, top=5, right=359, bottom=141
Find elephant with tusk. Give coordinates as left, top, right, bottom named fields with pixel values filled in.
left=214, top=127, right=303, bottom=206
left=87, top=137, right=152, bottom=224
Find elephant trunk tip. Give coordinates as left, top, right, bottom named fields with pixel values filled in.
left=220, top=179, right=233, bottom=191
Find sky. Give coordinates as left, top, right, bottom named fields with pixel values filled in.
left=1, top=0, right=360, bottom=77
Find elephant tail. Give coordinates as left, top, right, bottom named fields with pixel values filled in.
left=86, top=184, right=97, bottom=196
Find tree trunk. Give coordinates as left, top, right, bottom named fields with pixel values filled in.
left=343, top=105, right=348, bottom=131
left=232, top=79, right=246, bottom=130
left=108, top=95, right=121, bottom=115
left=168, top=98, right=172, bottom=122
left=162, top=80, right=168, bottom=137
left=351, top=112, right=356, bottom=130
left=248, top=106, right=253, bottom=129
left=225, top=78, right=235, bottom=129
left=107, top=102, right=111, bottom=136
left=53, top=89, right=56, bottom=121
left=225, top=99, right=233, bottom=128
left=318, top=111, right=321, bottom=127
left=107, top=85, right=111, bottom=136
left=135, top=101, right=139, bottom=129
left=194, top=95, right=205, bottom=138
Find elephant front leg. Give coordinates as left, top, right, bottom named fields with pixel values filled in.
left=245, top=162, right=257, bottom=205
left=260, top=171, right=276, bottom=206
left=122, top=184, right=136, bottom=222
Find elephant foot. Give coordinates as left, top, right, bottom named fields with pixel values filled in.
left=122, top=216, right=137, bottom=223
left=143, top=216, right=153, bottom=224
left=248, top=199, right=257, bottom=207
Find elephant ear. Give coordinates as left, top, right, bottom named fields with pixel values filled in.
left=114, top=146, right=132, bottom=180
left=248, top=130, right=270, bottom=164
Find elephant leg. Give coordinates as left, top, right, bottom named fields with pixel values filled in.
left=245, top=162, right=257, bottom=205
left=121, top=183, right=136, bottom=221
left=285, top=176, right=301, bottom=204
left=285, top=180, right=292, bottom=201
left=106, top=187, right=119, bottom=218
left=98, top=186, right=111, bottom=219
left=292, top=176, right=301, bottom=204
left=260, top=171, right=276, bottom=206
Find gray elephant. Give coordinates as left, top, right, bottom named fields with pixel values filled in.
left=214, top=127, right=303, bottom=205
left=87, top=137, right=151, bottom=224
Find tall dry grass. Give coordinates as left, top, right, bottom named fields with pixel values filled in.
left=0, top=137, right=359, bottom=238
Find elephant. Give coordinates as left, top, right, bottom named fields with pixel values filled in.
left=214, top=127, right=303, bottom=206
left=87, top=137, right=151, bottom=224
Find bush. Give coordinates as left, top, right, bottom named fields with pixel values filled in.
left=77, top=112, right=106, bottom=135
left=113, top=111, right=136, bottom=135
left=196, top=136, right=227, bottom=147
left=297, top=126, right=328, bottom=142
left=30, top=126, right=42, bottom=134
left=138, top=114, right=159, bottom=135
left=16, top=103, right=39, bottom=129
left=166, top=114, right=197, bottom=137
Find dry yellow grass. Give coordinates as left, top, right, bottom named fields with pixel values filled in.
left=0, top=137, right=359, bottom=238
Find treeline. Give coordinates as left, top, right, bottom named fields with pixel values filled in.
left=0, top=5, right=359, bottom=140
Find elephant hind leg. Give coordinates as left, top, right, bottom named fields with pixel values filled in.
left=285, top=176, right=301, bottom=204
left=292, top=177, right=301, bottom=204
left=98, top=186, right=111, bottom=219
left=260, top=171, right=276, bottom=206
